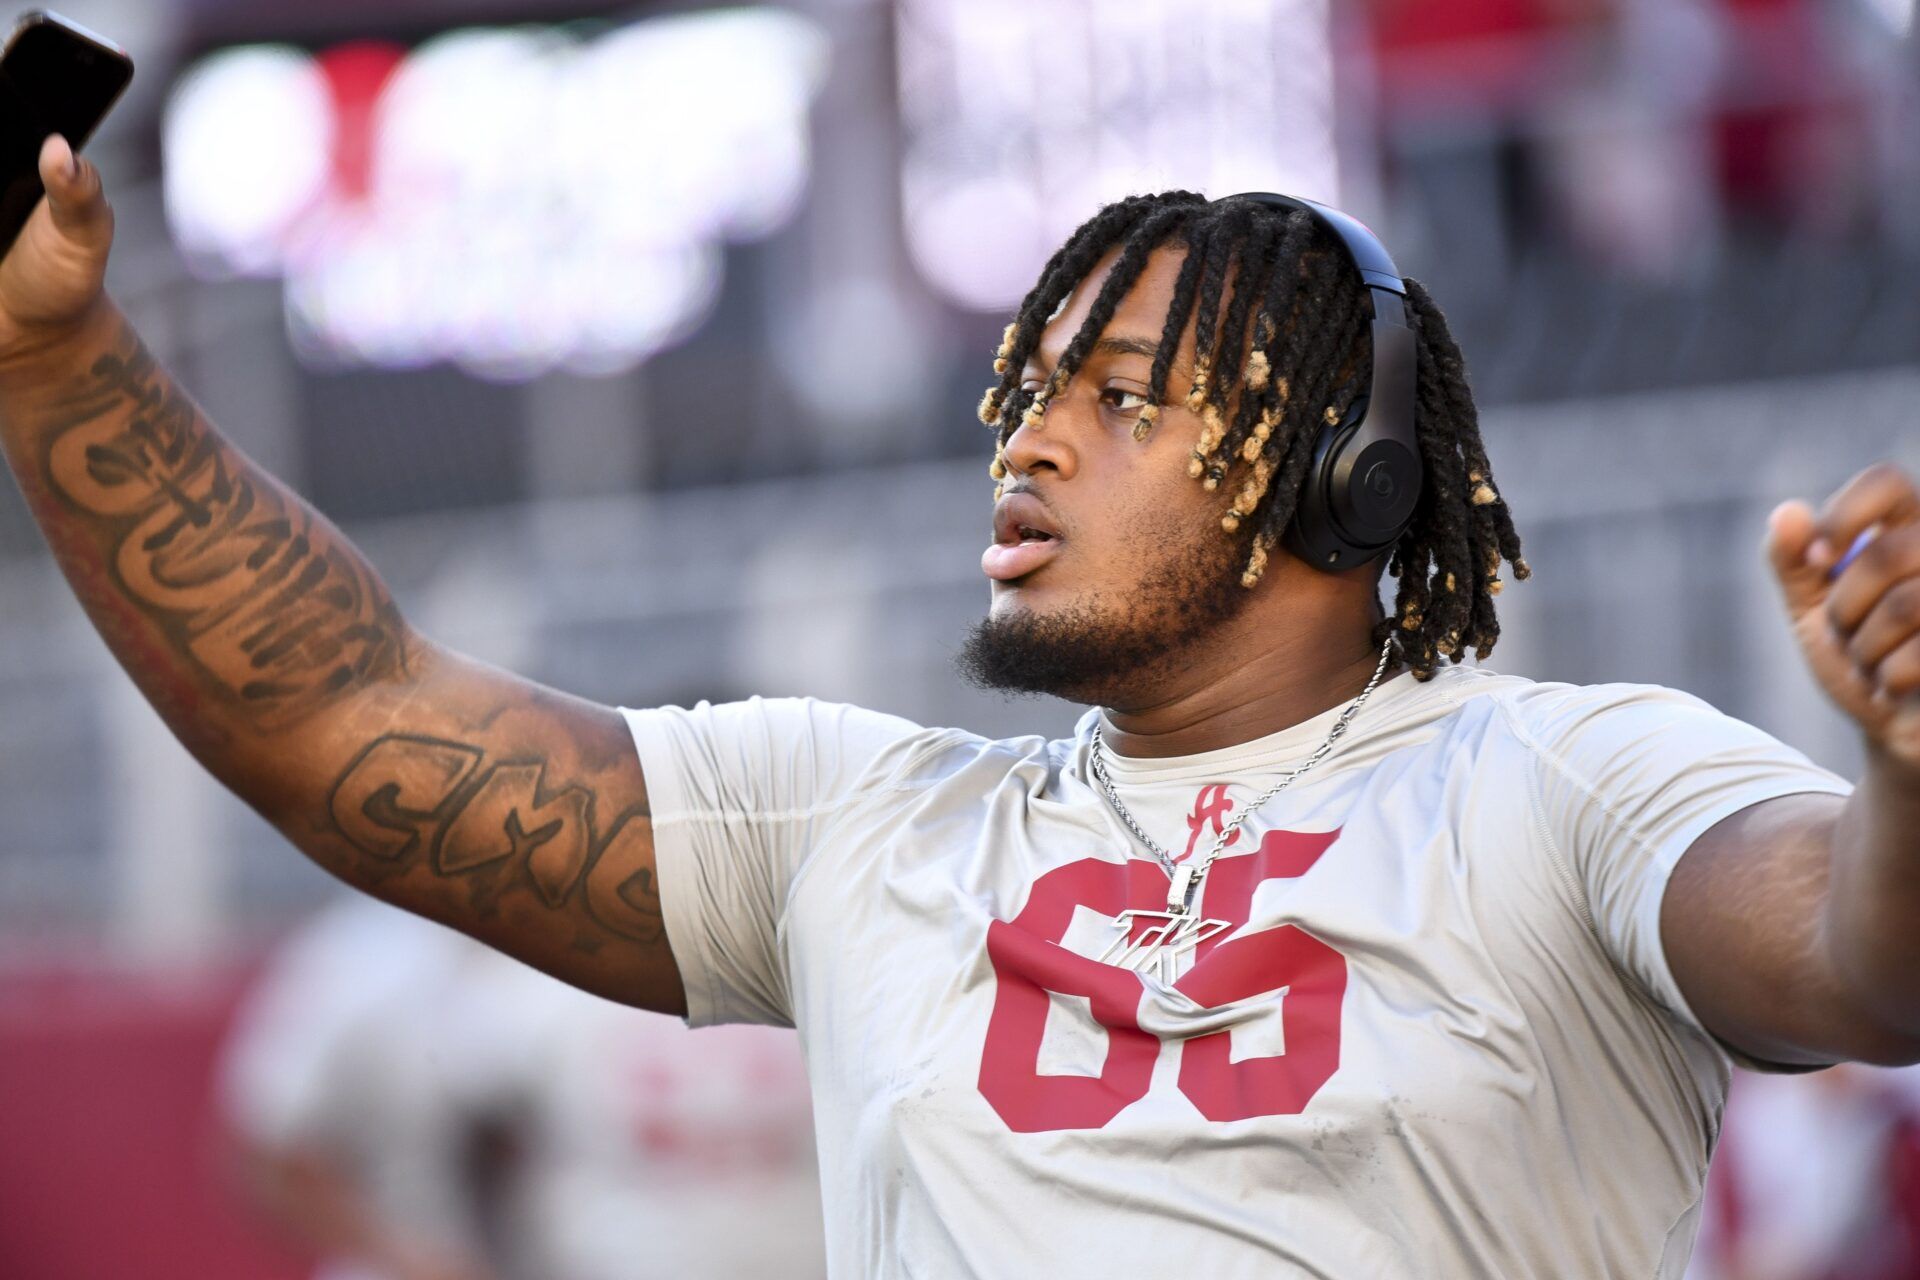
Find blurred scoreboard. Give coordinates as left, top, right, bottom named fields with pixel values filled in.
left=894, top=0, right=1339, bottom=311
left=163, top=11, right=827, bottom=381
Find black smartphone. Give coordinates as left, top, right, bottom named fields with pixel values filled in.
left=0, top=10, right=132, bottom=255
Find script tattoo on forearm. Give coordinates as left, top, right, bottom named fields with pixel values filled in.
left=38, top=322, right=405, bottom=729
left=326, top=733, right=662, bottom=945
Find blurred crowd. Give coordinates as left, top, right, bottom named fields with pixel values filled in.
left=219, top=898, right=826, bottom=1280
left=1692, top=1066, right=1920, bottom=1279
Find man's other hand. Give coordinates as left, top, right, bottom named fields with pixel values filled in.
left=1768, top=461, right=1920, bottom=772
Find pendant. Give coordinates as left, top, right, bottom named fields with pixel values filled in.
left=1097, top=909, right=1232, bottom=984
left=1099, top=861, right=1231, bottom=983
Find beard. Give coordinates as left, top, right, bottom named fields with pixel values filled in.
left=956, top=532, right=1252, bottom=707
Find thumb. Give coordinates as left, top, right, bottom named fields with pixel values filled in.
left=37, top=134, right=109, bottom=245
left=1766, top=498, right=1830, bottom=617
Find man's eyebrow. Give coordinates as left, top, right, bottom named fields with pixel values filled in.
left=1021, top=333, right=1182, bottom=378
left=1090, top=335, right=1162, bottom=361
left=1027, top=334, right=1174, bottom=372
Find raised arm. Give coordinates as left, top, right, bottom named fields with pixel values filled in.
left=0, top=137, right=684, bottom=1014
left=1662, top=465, right=1920, bottom=1067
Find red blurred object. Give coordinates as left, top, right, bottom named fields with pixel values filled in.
left=1708, top=0, right=1865, bottom=230
left=0, top=962, right=308, bottom=1280
left=315, top=39, right=405, bottom=204
left=1364, top=0, right=1595, bottom=111
left=1369, top=0, right=1559, bottom=49
left=1886, top=1115, right=1920, bottom=1280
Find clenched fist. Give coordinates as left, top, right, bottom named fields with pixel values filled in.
left=0, top=133, right=113, bottom=364
left=1769, top=461, right=1920, bottom=770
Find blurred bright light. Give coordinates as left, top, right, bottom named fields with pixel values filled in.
left=163, top=46, right=333, bottom=278
left=1864, top=0, right=1916, bottom=35
left=164, top=10, right=829, bottom=380
left=896, top=0, right=1338, bottom=312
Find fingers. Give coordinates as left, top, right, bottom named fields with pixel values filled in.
left=1843, top=558, right=1920, bottom=671
left=1876, top=637, right=1920, bottom=702
left=36, top=134, right=110, bottom=243
left=1775, top=463, right=1920, bottom=723
left=1824, top=500, right=1920, bottom=638
left=1808, top=463, right=1920, bottom=706
left=1809, top=461, right=1920, bottom=569
left=1767, top=498, right=1826, bottom=616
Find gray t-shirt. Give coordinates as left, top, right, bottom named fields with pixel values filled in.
left=621, top=663, right=1853, bottom=1278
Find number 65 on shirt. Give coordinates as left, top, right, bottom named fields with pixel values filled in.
left=977, top=828, right=1347, bottom=1132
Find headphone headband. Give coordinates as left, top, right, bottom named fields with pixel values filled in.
left=1214, top=191, right=1423, bottom=571
left=1221, top=192, right=1408, bottom=297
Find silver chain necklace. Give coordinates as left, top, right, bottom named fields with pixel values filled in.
left=1086, top=634, right=1397, bottom=978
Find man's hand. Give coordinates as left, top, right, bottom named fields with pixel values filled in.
left=1651, top=461, right=1920, bottom=1069
left=0, top=133, right=113, bottom=362
left=1768, top=461, right=1920, bottom=771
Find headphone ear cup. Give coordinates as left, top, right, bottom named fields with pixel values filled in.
left=1282, top=403, right=1420, bottom=574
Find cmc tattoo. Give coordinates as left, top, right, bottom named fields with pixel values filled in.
left=40, top=323, right=405, bottom=729
left=327, top=733, right=663, bottom=945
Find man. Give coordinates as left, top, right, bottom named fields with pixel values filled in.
left=3, top=137, right=1919, bottom=1277
left=222, top=895, right=827, bottom=1280
left=432, top=938, right=828, bottom=1280
left=220, top=897, right=498, bottom=1280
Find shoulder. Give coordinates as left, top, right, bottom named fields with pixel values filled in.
left=1442, top=669, right=1850, bottom=862
left=623, top=694, right=1074, bottom=803
left=628, top=694, right=921, bottom=742
left=862, top=711, right=1086, bottom=798
left=1396, top=667, right=1847, bottom=825
left=1419, top=662, right=1700, bottom=714
left=1423, top=666, right=1748, bottom=761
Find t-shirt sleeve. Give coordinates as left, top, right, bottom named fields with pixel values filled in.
left=1511, top=682, right=1854, bottom=1034
left=619, top=696, right=927, bottom=1029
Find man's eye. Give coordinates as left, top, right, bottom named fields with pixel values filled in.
left=1101, top=388, right=1148, bottom=412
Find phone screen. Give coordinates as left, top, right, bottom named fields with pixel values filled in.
left=0, top=15, right=133, bottom=253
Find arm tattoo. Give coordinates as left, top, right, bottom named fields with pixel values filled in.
left=327, top=733, right=663, bottom=946
left=38, top=321, right=405, bottom=729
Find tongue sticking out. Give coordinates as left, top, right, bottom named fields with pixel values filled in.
left=982, top=534, right=1061, bottom=581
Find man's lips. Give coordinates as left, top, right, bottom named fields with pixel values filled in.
left=984, top=490, right=1064, bottom=582
left=982, top=539, right=1063, bottom=580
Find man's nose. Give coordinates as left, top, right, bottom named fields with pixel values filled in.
left=1000, top=393, right=1081, bottom=480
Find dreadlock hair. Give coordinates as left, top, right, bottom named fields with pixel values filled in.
left=978, top=191, right=1530, bottom=681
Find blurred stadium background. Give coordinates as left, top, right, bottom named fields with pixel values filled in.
left=3, top=0, right=1920, bottom=1275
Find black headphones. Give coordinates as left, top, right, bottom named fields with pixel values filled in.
left=1216, top=193, right=1423, bottom=573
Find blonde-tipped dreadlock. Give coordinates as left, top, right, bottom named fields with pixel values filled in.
left=975, top=191, right=1528, bottom=679
left=977, top=387, right=1004, bottom=427
left=1245, top=348, right=1271, bottom=390
left=1193, top=402, right=1230, bottom=489
left=1222, top=454, right=1277, bottom=533
left=1241, top=532, right=1275, bottom=589
left=1185, top=355, right=1212, bottom=409
left=1132, top=402, right=1160, bottom=443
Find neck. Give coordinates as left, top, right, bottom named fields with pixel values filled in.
left=1100, top=614, right=1400, bottom=760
